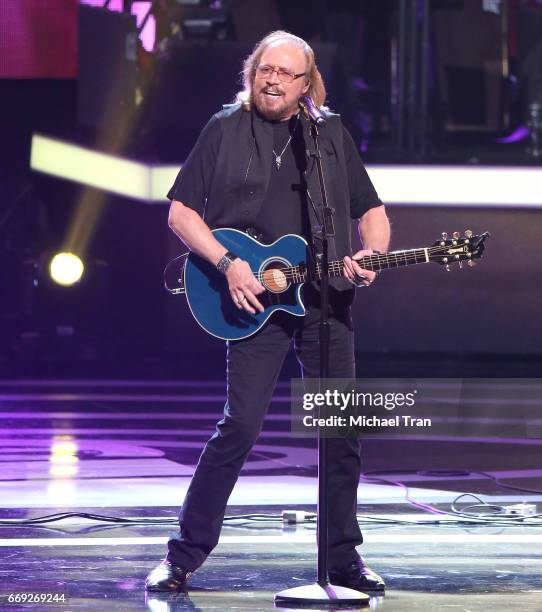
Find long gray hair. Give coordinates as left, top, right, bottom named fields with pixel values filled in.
left=235, top=31, right=326, bottom=110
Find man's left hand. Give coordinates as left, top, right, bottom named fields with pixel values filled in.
left=343, top=249, right=377, bottom=287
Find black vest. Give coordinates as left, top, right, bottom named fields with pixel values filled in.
left=204, top=104, right=353, bottom=293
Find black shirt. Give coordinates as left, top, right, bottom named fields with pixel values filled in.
left=254, top=115, right=310, bottom=243
left=168, top=112, right=382, bottom=244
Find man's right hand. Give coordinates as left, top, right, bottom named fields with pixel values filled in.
left=226, top=259, right=265, bottom=314
left=168, top=200, right=265, bottom=313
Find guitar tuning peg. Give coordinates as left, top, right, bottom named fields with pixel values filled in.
left=452, top=231, right=460, bottom=239
left=441, top=232, right=448, bottom=240
left=465, top=229, right=473, bottom=238
left=468, top=260, right=476, bottom=268
left=445, top=264, right=451, bottom=272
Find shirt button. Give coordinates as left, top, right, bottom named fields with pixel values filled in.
left=249, top=191, right=254, bottom=196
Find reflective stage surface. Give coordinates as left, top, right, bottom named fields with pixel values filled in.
left=1, top=379, right=541, bottom=611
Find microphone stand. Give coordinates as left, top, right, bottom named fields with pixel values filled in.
left=275, top=121, right=369, bottom=607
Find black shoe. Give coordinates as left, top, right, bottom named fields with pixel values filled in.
left=329, top=558, right=385, bottom=593
left=145, top=560, right=192, bottom=592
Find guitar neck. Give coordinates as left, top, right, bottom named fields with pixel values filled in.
left=291, top=248, right=431, bottom=283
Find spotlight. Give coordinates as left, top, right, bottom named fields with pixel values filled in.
left=49, top=252, right=84, bottom=286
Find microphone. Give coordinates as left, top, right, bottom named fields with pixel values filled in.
left=299, top=95, right=326, bottom=126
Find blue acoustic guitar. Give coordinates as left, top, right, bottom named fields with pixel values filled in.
left=164, top=228, right=489, bottom=341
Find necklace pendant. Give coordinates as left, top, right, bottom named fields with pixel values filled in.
left=275, top=155, right=282, bottom=170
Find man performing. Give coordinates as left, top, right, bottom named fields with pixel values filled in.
left=146, top=30, right=391, bottom=593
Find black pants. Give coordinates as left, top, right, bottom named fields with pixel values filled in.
left=167, top=291, right=363, bottom=571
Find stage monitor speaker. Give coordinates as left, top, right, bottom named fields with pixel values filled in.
left=77, top=5, right=138, bottom=131
left=518, top=3, right=542, bottom=109
left=432, top=1, right=507, bottom=131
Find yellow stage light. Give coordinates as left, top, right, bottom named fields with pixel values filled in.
left=49, top=253, right=85, bottom=286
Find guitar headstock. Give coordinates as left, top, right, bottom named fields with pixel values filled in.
left=430, top=230, right=490, bottom=270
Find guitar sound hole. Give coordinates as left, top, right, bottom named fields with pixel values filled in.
left=261, top=260, right=290, bottom=293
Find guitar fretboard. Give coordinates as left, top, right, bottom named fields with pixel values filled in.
left=287, top=248, right=430, bottom=283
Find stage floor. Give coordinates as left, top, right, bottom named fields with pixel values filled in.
left=1, top=379, right=541, bottom=611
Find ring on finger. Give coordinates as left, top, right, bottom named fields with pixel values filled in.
left=352, top=273, right=370, bottom=288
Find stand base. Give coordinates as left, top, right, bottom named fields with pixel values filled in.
left=275, top=582, right=369, bottom=607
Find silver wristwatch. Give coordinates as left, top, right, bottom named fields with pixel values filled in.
left=216, top=251, right=239, bottom=275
